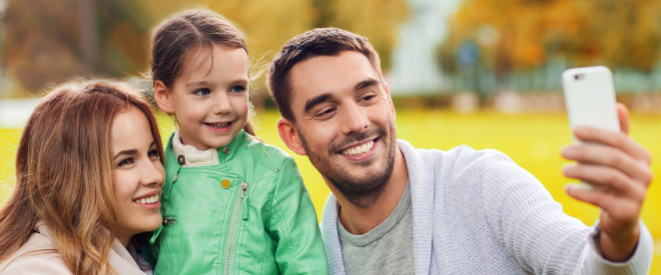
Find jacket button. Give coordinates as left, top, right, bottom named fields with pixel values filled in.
left=177, top=155, right=186, bottom=165
left=222, top=147, right=230, bottom=154
left=221, top=179, right=231, bottom=189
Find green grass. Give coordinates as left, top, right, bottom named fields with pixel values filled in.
left=1, top=110, right=660, bottom=272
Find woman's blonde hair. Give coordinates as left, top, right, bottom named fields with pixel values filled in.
left=0, top=80, right=164, bottom=274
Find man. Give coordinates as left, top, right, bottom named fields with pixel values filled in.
left=267, top=28, right=653, bottom=274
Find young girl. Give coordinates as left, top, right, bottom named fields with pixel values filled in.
left=0, top=80, right=165, bottom=274
left=148, top=10, right=328, bottom=274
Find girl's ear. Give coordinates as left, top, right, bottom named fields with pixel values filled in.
left=154, top=80, right=174, bottom=114
left=277, top=118, right=306, bottom=156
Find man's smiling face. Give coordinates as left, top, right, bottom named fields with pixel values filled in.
left=282, top=51, right=398, bottom=206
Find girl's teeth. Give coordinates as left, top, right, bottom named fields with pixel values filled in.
left=208, top=122, right=230, bottom=128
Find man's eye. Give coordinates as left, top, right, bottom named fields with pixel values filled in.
left=315, top=107, right=336, bottom=119
left=360, top=95, right=375, bottom=102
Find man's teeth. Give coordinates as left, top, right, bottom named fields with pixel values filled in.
left=341, top=141, right=374, bottom=156
left=207, top=122, right=230, bottom=128
left=134, top=194, right=160, bottom=204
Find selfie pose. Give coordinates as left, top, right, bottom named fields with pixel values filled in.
left=0, top=80, right=165, bottom=274
left=268, top=28, right=654, bottom=274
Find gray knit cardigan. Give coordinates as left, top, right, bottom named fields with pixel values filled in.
left=321, top=140, right=653, bottom=274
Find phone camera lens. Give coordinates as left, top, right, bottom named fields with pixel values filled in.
left=574, top=74, right=584, bottom=80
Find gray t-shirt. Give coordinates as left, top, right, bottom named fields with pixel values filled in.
left=338, top=184, right=414, bottom=274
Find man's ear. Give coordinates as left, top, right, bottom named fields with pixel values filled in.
left=154, top=80, right=174, bottom=114
left=277, top=118, right=307, bottom=156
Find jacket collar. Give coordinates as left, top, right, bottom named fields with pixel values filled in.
left=397, top=139, right=434, bottom=274
left=162, top=129, right=250, bottom=200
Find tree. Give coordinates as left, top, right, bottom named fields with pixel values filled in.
left=3, top=0, right=152, bottom=93
left=314, top=0, right=409, bottom=69
left=441, top=0, right=661, bottom=86
left=3, top=0, right=409, bottom=94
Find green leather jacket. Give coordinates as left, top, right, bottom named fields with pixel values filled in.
left=149, top=130, right=328, bottom=274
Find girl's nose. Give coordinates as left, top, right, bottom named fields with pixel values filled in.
left=212, top=92, right=232, bottom=115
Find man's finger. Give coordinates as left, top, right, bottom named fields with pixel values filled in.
left=562, top=144, right=653, bottom=184
left=565, top=184, right=641, bottom=221
left=572, top=127, right=651, bottom=165
left=616, top=103, right=629, bottom=135
left=562, top=163, right=646, bottom=200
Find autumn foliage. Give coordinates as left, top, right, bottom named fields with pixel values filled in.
left=440, top=0, right=661, bottom=79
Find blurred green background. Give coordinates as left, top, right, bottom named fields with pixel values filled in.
left=0, top=0, right=659, bottom=272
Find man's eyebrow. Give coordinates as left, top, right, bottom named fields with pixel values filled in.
left=303, top=79, right=379, bottom=114
left=355, top=79, right=378, bottom=91
left=304, top=93, right=333, bottom=113
left=113, top=149, right=137, bottom=160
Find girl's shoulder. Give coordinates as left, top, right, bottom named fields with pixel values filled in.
left=242, top=136, right=295, bottom=164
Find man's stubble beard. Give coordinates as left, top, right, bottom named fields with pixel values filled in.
left=298, top=126, right=396, bottom=208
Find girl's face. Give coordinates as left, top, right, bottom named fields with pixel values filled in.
left=111, top=106, right=165, bottom=246
left=160, top=44, right=250, bottom=150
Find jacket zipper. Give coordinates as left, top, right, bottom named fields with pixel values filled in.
left=225, top=181, right=249, bottom=274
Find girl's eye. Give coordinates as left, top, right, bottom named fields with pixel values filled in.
left=148, top=149, right=160, bottom=160
left=230, top=85, right=246, bottom=93
left=194, top=88, right=211, bottom=96
left=118, top=158, right=134, bottom=168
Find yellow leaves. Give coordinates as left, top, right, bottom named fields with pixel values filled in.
left=109, top=21, right=147, bottom=67
left=514, top=43, right=546, bottom=69
left=446, top=0, right=661, bottom=73
left=322, top=0, right=408, bottom=69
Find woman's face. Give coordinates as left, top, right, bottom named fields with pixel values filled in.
left=111, top=106, right=165, bottom=246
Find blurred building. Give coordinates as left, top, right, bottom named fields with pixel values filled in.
left=389, top=0, right=460, bottom=95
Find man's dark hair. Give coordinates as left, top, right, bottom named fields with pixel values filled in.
left=267, top=28, right=382, bottom=122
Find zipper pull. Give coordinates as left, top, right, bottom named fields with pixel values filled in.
left=162, top=216, right=177, bottom=226
left=149, top=225, right=164, bottom=244
left=241, top=181, right=249, bottom=220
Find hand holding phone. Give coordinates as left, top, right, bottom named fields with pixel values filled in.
left=560, top=66, right=653, bottom=262
left=562, top=66, right=620, bottom=144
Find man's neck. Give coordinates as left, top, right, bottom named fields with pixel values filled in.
left=334, top=148, right=408, bottom=235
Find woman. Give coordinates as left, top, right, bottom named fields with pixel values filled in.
left=0, top=80, right=165, bottom=274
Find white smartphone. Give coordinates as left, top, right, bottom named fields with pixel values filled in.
left=561, top=66, right=620, bottom=144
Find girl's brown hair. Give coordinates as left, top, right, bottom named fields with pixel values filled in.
left=0, top=80, right=165, bottom=274
left=150, top=9, right=256, bottom=135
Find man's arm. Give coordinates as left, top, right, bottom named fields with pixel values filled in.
left=561, top=103, right=652, bottom=262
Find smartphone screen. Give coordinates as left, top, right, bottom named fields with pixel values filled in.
left=561, top=66, right=620, bottom=144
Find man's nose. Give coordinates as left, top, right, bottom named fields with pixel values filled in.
left=340, top=102, right=369, bottom=134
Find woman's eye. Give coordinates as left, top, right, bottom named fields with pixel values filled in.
left=230, top=85, right=246, bottom=93
left=194, top=88, right=211, bottom=96
left=148, top=149, right=160, bottom=160
left=118, top=158, right=134, bottom=168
